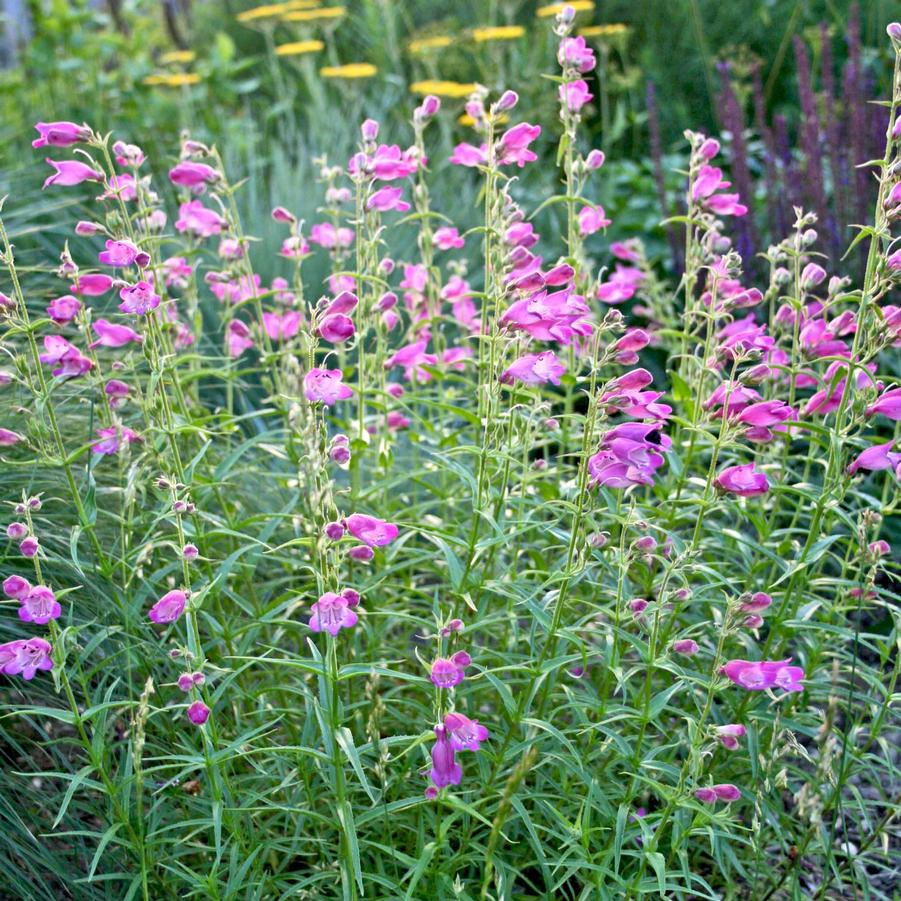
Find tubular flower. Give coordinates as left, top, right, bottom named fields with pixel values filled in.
left=148, top=589, right=188, bottom=624
left=344, top=514, right=398, bottom=547
left=429, top=723, right=462, bottom=789
left=720, top=659, right=805, bottom=693
left=0, top=638, right=53, bottom=680
left=308, top=591, right=361, bottom=636
left=714, top=463, right=769, bottom=497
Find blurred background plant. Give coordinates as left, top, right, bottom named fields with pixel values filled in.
left=1, top=0, right=899, bottom=277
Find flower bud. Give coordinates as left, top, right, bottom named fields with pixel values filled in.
left=495, top=90, right=518, bottom=112
left=361, top=118, right=380, bottom=142
left=183, top=543, right=199, bottom=560
left=19, top=536, right=39, bottom=557
left=585, top=149, right=605, bottom=170
left=348, top=545, right=374, bottom=562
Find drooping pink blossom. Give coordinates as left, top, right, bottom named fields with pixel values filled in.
left=720, top=658, right=805, bottom=692
left=560, top=79, right=593, bottom=112
left=72, top=273, right=114, bottom=296
left=578, top=204, right=611, bottom=236
left=500, top=351, right=565, bottom=387
left=148, top=589, right=187, bottom=624
left=449, top=142, right=488, bottom=167
left=434, top=227, right=465, bottom=251
left=714, top=463, right=769, bottom=496
left=866, top=387, right=901, bottom=420
left=92, top=426, right=141, bottom=456
left=497, top=123, right=541, bottom=167
left=847, top=441, right=901, bottom=475
left=367, top=186, right=411, bottom=213
left=98, top=240, right=150, bottom=269
left=227, top=320, right=254, bottom=357
left=716, top=724, right=747, bottom=751
left=42, top=159, right=103, bottom=189
left=175, top=201, right=226, bottom=238
left=429, top=724, right=462, bottom=789
left=90, top=319, right=143, bottom=349
left=47, top=295, right=82, bottom=325
left=344, top=513, right=398, bottom=547
left=262, top=311, right=303, bottom=342
left=169, top=161, right=221, bottom=188
left=588, top=422, right=671, bottom=488
left=32, top=121, right=91, bottom=148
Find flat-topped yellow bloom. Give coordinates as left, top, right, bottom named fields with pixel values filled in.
left=237, top=3, right=289, bottom=23
left=410, top=80, right=477, bottom=98
left=160, top=50, right=197, bottom=65
left=320, top=62, right=377, bottom=78
left=579, top=23, right=629, bottom=37
left=282, top=6, right=344, bottom=22
left=283, top=0, right=321, bottom=8
left=275, top=39, right=324, bottom=56
left=408, top=35, right=453, bottom=53
left=472, top=25, right=525, bottom=42
left=536, top=1, right=594, bottom=17
left=143, top=72, right=202, bottom=87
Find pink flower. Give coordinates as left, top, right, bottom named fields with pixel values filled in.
left=800, top=263, right=827, bottom=289
left=309, top=223, right=354, bottom=248
left=316, top=313, right=355, bottom=344
left=262, top=311, right=302, bottom=342
left=715, top=724, right=746, bottom=751
left=430, top=651, right=471, bottom=688
left=18, top=585, right=61, bottom=625
left=449, top=142, right=488, bottom=167
left=705, top=193, right=748, bottom=217
left=163, top=256, right=193, bottom=289
left=98, top=240, right=150, bottom=269
left=304, top=368, right=353, bottom=406
left=736, top=400, right=795, bottom=428
left=113, top=140, right=145, bottom=168
left=227, top=320, right=254, bottom=357
left=848, top=441, right=901, bottom=475
left=588, top=422, right=670, bottom=488
left=367, top=186, right=411, bottom=213
left=118, top=281, right=161, bottom=315
left=90, top=319, right=143, bottom=349
left=444, top=712, right=489, bottom=751
left=73, top=273, right=114, bottom=296
left=47, top=294, right=82, bottom=325
left=692, top=165, right=726, bottom=200
left=325, top=291, right=359, bottom=316
left=497, top=123, right=541, bottom=167
left=429, top=724, right=462, bottom=789
left=578, top=204, right=611, bottom=236
left=3, top=575, right=32, bottom=599
left=187, top=701, right=211, bottom=725
left=714, top=463, right=769, bottom=496
left=560, top=79, right=593, bottom=112
left=597, top=266, right=644, bottom=304
left=0, top=637, right=53, bottom=680
left=501, top=289, right=592, bottom=344
left=148, top=589, right=187, bottom=624
left=866, top=387, right=901, bottom=420
left=175, top=201, right=226, bottom=238
left=280, top=235, right=309, bottom=258
left=741, top=592, right=773, bottom=614
left=672, top=639, right=699, bottom=655
left=42, top=159, right=103, bottom=189
left=434, top=227, right=465, bottom=251
left=101, top=173, right=137, bottom=202
left=348, top=545, right=374, bottom=562
left=344, top=513, right=398, bottom=547
left=0, top=428, right=23, bottom=446
left=169, top=161, right=221, bottom=188
left=500, top=351, right=565, bottom=386
left=558, top=35, right=595, bottom=72
left=309, top=591, right=360, bottom=636
left=385, top=340, right=439, bottom=382
left=39, top=335, right=93, bottom=378
left=32, top=121, right=91, bottom=148
left=92, top=426, right=141, bottom=456
left=695, top=784, right=741, bottom=803
left=721, top=658, right=804, bottom=692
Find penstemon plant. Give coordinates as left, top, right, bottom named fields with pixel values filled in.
left=0, top=9, right=899, bottom=901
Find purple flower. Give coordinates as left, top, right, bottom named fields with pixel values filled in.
left=497, top=123, right=541, bottom=167
left=695, top=784, right=741, bottom=803
left=672, top=639, right=699, bottom=656
left=19, top=536, right=39, bottom=558
left=367, top=186, right=411, bottom=213
left=3, top=575, right=31, bottom=599
left=308, top=591, right=360, bottom=636
left=98, top=240, right=150, bottom=269
left=18, top=585, right=61, bottom=625
left=848, top=441, right=901, bottom=475
left=175, top=201, right=226, bottom=238
left=304, top=368, right=353, bottom=406
left=316, top=313, right=355, bottom=344
left=0, top=428, right=23, bottom=446
left=560, top=79, right=593, bottom=112
left=148, top=589, right=187, bottom=624
left=866, top=387, right=901, bottom=420
left=588, top=422, right=671, bottom=489
left=47, top=294, right=82, bottom=325
left=558, top=36, right=595, bottom=72
left=429, top=723, right=462, bottom=789
left=714, top=463, right=769, bottom=497
left=430, top=651, right=471, bottom=688
left=344, top=513, right=398, bottom=547
left=578, top=205, right=611, bottom=236
left=118, top=281, right=160, bottom=315
left=444, top=712, right=489, bottom=751
left=187, top=700, right=211, bottom=725
left=434, top=227, right=465, bottom=251
left=716, top=724, right=746, bottom=751
left=32, top=121, right=91, bottom=148
left=92, top=426, right=141, bottom=456
left=0, top=637, right=53, bottom=680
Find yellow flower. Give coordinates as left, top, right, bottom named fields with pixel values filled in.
left=408, top=35, right=453, bottom=54
left=579, top=23, right=629, bottom=37
left=236, top=3, right=289, bottom=23
left=160, top=50, right=197, bottom=65
left=275, top=39, right=324, bottom=56
left=284, top=0, right=321, bottom=7
left=472, top=25, right=525, bottom=42
left=320, top=63, right=377, bottom=79
left=536, top=1, right=594, bottom=17
left=459, top=112, right=508, bottom=127
left=143, top=72, right=201, bottom=87
left=410, top=80, right=477, bottom=98
left=282, top=6, right=345, bottom=22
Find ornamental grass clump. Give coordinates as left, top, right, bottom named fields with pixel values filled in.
left=0, top=7, right=899, bottom=900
